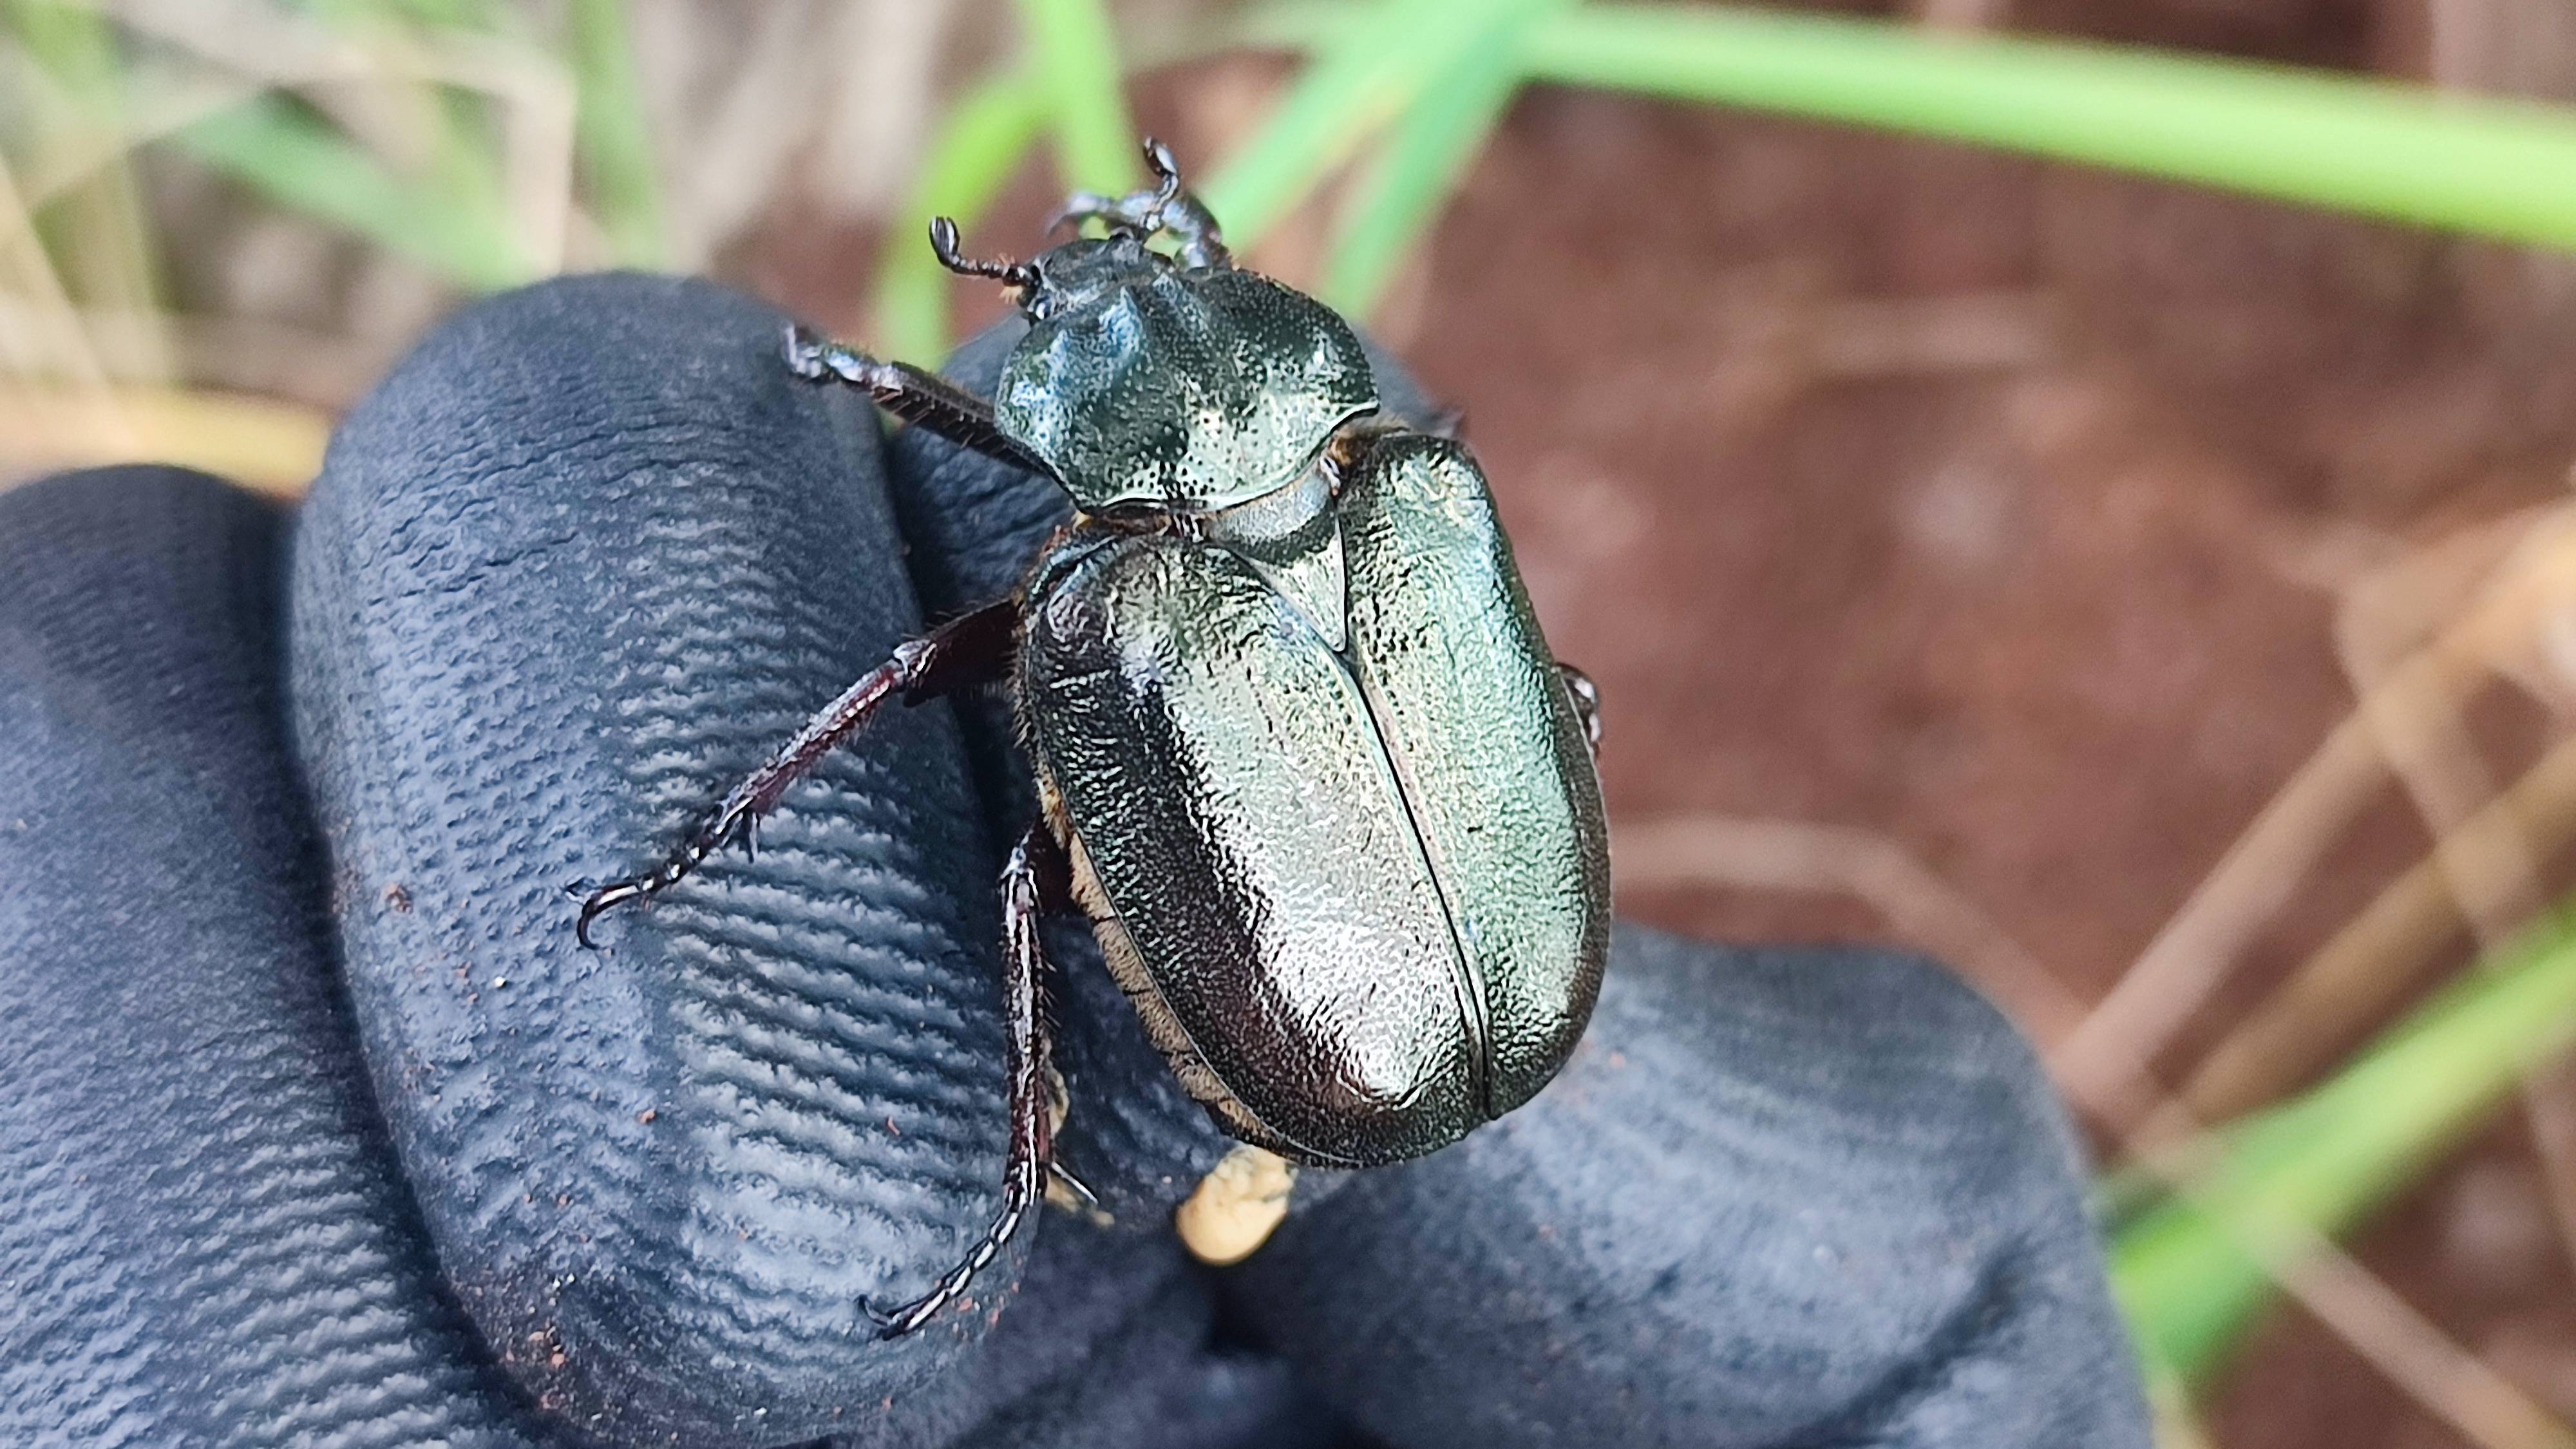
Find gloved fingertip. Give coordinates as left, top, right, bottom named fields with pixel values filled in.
left=294, top=272, right=1045, bottom=1442
left=0, top=464, right=558, bottom=1444
left=1226, top=925, right=2149, bottom=1449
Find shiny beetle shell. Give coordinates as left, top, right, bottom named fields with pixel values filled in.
left=1014, top=407, right=1610, bottom=1166
left=582, top=142, right=1614, bottom=1335
left=993, top=234, right=1378, bottom=516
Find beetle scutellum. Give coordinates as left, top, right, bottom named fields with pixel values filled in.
left=576, top=139, right=1610, bottom=1337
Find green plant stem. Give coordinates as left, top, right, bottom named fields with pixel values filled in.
left=6, top=0, right=171, bottom=375
left=243, top=1, right=527, bottom=287
left=871, top=72, right=1050, bottom=362
left=1202, top=0, right=1522, bottom=258
left=1518, top=3, right=2576, bottom=251
left=1014, top=0, right=1138, bottom=196
left=2110, top=903, right=2576, bottom=1387
left=177, top=91, right=535, bottom=291
left=1320, top=0, right=1569, bottom=316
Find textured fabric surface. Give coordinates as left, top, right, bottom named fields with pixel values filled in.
left=0, top=273, right=2150, bottom=1448
left=291, top=274, right=1016, bottom=1440
left=1230, top=928, right=2145, bottom=1448
left=0, top=461, right=1294, bottom=1449
left=0, top=468, right=564, bottom=1448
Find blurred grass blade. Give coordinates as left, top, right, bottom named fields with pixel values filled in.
left=2145, top=1356, right=2218, bottom=1449
left=567, top=0, right=667, bottom=267
left=302, top=0, right=508, bottom=236
left=6, top=0, right=171, bottom=376
left=1320, top=0, right=1569, bottom=317
left=1519, top=4, right=2576, bottom=251
left=177, top=91, right=535, bottom=291
left=1014, top=0, right=1138, bottom=196
left=2110, top=902, right=2576, bottom=1387
left=871, top=72, right=1049, bottom=362
left=1230, top=0, right=1359, bottom=52
left=0, top=383, right=328, bottom=497
left=1202, top=0, right=1525, bottom=258
left=318, top=0, right=497, bottom=27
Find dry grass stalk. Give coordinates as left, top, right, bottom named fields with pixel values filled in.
left=2120, top=1088, right=2576, bottom=1448
left=2052, top=711, right=2390, bottom=1117
left=2092, top=502, right=2576, bottom=1435
left=2154, top=509, right=2576, bottom=1128
left=2054, top=513, right=2576, bottom=1122
left=1612, top=810, right=2576, bottom=1437
left=1611, top=815, right=2091, bottom=1039
left=0, top=383, right=327, bottom=493
left=2257, top=1219, right=2576, bottom=1449
left=0, top=298, right=395, bottom=408
left=2179, top=735, right=2576, bottom=1123
left=1804, top=287, right=2060, bottom=379
left=1909, top=0, right=2014, bottom=30
left=2332, top=506, right=2576, bottom=1285
left=0, top=149, right=135, bottom=453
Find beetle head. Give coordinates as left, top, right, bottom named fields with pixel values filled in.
left=925, top=140, right=1379, bottom=519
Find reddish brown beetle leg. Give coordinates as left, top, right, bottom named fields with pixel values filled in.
left=572, top=597, right=1018, bottom=947
left=865, top=823, right=1068, bottom=1338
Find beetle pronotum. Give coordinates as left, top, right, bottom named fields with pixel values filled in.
left=577, top=139, right=1609, bottom=1338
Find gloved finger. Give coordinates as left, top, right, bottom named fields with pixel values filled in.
left=924, top=1222, right=1352, bottom=1449
left=0, top=463, right=1244, bottom=1449
left=842, top=1216, right=1323, bottom=1449
left=882, top=318, right=1440, bottom=1222
left=1222, top=926, right=2152, bottom=1449
left=0, top=467, right=569, bottom=1445
left=289, top=273, right=1180, bottom=1444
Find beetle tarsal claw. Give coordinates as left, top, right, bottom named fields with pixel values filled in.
left=1045, top=1160, right=1110, bottom=1224
left=1173, top=1144, right=1298, bottom=1265
left=1040, top=1066, right=1113, bottom=1222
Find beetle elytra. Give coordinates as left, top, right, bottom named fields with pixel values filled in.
left=576, top=140, right=1609, bottom=1338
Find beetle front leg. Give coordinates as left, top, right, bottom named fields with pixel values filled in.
left=573, top=598, right=1018, bottom=946
left=1051, top=137, right=1231, bottom=270
left=1558, top=661, right=1602, bottom=755
left=783, top=325, right=1053, bottom=477
left=867, top=823, right=1068, bottom=1338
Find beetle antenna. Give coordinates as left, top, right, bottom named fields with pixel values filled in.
left=929, top=216, right=1039, bottom=289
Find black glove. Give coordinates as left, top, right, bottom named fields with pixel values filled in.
left=0, top=272, right=2150, bottom=1448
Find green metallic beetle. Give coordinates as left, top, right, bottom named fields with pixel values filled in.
left=577, top=140, right=1609, bottom=1337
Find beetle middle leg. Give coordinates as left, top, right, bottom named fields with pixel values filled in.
left=866, top=823, right=1068, bottom=1338
left=573, top=596, right=1018, bottom=946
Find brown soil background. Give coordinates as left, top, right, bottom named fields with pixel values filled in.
left=759, top=3, right=2576, bottom=1443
